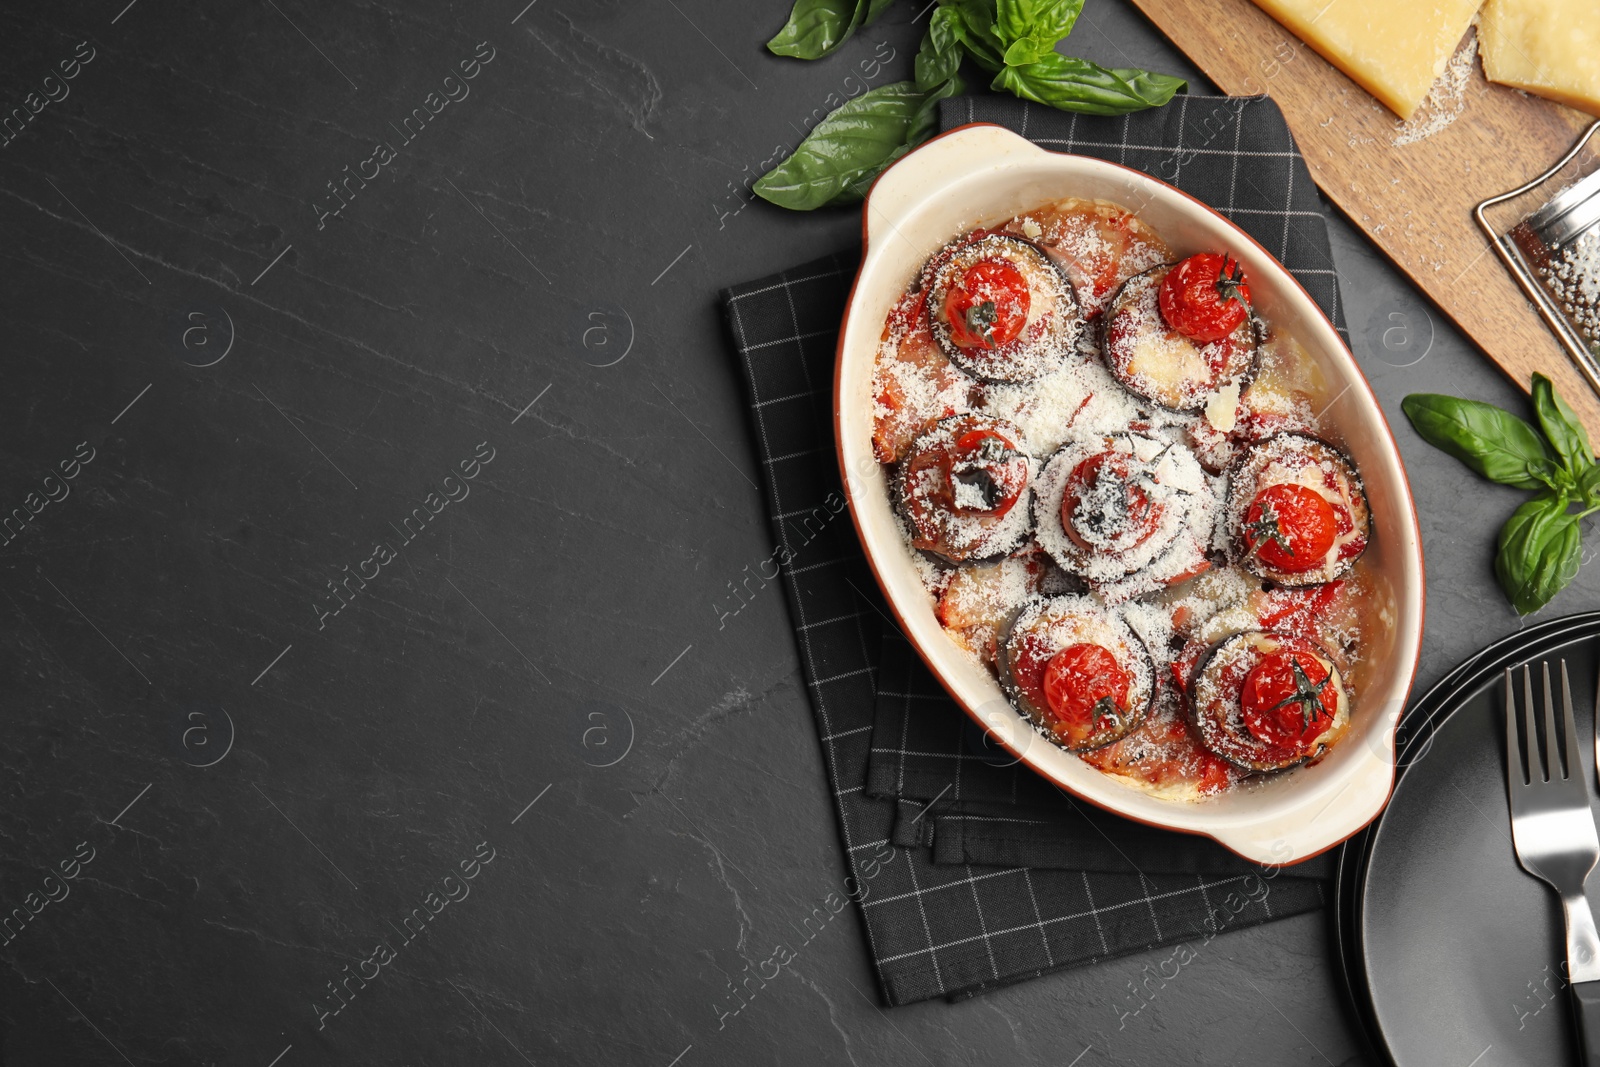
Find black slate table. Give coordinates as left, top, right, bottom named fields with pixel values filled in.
left=0, top=2, right=1581, bottom=1064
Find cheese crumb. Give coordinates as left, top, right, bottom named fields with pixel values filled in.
left=1205, top=380, right=1242, bottom=433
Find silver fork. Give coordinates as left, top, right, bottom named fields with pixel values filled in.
left=1507, top=660, right=1600, bottom=1065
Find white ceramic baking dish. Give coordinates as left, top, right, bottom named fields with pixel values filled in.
left=832, top=123, right=1425, bottom=866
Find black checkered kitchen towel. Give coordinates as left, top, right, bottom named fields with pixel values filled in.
left=721, top=95, right=1341, bottom=1006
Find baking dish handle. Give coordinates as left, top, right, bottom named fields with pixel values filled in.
left=1207, top=734, right=1397, bottom=867
left=863, top=124, right=1039, bottom=251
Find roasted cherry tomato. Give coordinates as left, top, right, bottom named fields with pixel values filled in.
left=1041, top=643, right=1130, bottom=737
left=1157, top=252, right=1251, bottom=343
left=946, top=428, right=1028, bottom=517
left=1243, top=483, right=1336, bottom=573
left=943, top=258, right=1030, bottom=350
left=1061, top=451, right=1165, bottom=553
left=1240, top=649, right=1336, bottom=749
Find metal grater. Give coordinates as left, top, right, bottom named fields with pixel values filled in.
left=1476, top=120, right=1600, bottom=398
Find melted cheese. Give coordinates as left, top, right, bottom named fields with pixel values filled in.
left=1480, top=0, right=1600, bottom=116
left=1126, top=330, right=1209, bottom=401
left=1249, top=0, right=1482, bottom=118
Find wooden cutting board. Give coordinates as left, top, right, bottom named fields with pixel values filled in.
left=1129, top=0, right=1600, bottom=430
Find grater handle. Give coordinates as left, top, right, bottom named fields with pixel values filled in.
left=1474, top=119, right=1600, bottom=406
left=1474, top=119, right=1600, bottom=224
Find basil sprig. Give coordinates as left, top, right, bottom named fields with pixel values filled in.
left=1403, top=374, right=1599, bottom=615
left=757, top=0, right=1186, bottom=210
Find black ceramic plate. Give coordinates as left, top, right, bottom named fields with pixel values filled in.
left=1335, top=616, right=1600, bottom=1057
left=1336, top=612, right=1600, bottom=1008
left=1336, top=613, right=1600, bottom=1066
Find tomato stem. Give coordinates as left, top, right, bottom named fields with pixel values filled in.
left=1263, top=657, right=1333, bottom=729
left=1242, top=501, right=1294, bottom=560
left=964, top=300, right=999, bottom=348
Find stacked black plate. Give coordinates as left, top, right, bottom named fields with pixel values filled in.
left=1335, top=611, right=1600, bottom=1066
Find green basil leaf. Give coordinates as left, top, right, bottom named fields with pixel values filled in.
left=1495, top=494, right=1583, bottom=615
left=939, top=0, right=1005, bottom=72
left=755, top=80, right=955, bottom=210
left=1532, top=372, right=1595, bottom=475
left=907, top=72, right=964, bottom=143
left=1580, top=463, right=1600, bottom=505
left=836, top=74, right=964, bottom=202
left=994, top=0, right=1083, bottom=47
left=916, top=7, right=964, bottom=91
left=863, top=0, right=898, bottom=25
left=1401, top=393, right=1562, bottom=491
left=991, top=53, right=1186, bottom=115
left=1108, top=65, right=1192, bottom=108
left=767, top=0, right=865, bottom=60
left=1002, top=35, right=1052, bottom=67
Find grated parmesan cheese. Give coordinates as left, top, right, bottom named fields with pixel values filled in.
left=873, top=197, right=1386, bottom=801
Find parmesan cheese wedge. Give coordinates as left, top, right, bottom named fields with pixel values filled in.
left=1479, top=0, right=1600, bottom=117
left=1248, top=0, right=1483, bottom=118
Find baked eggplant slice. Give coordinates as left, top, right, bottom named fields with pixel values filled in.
left=1103, top=264, right=1258, bottom=411
left=1006, top=198, right=1172, bottom=321
left=1033, top=432, right=1218, bottom=602
left=1189, top=630, right=1350, bottom=772
left=998, top=595, right=1156, bottom=752
left=1228, top=432, right=1370, bottom=586
left=894, top=414, right=1035, bottom=564
left=926, top=233, right=1082, bottom=384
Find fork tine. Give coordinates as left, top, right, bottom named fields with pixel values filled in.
left=1507, top=667, right=1522, bottom=789
left=1544, top=661, right=1561, bottom=781
left=1526, top=664, right=1543, bottom=782
left=1563, top=660, right=1581, bottom=782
